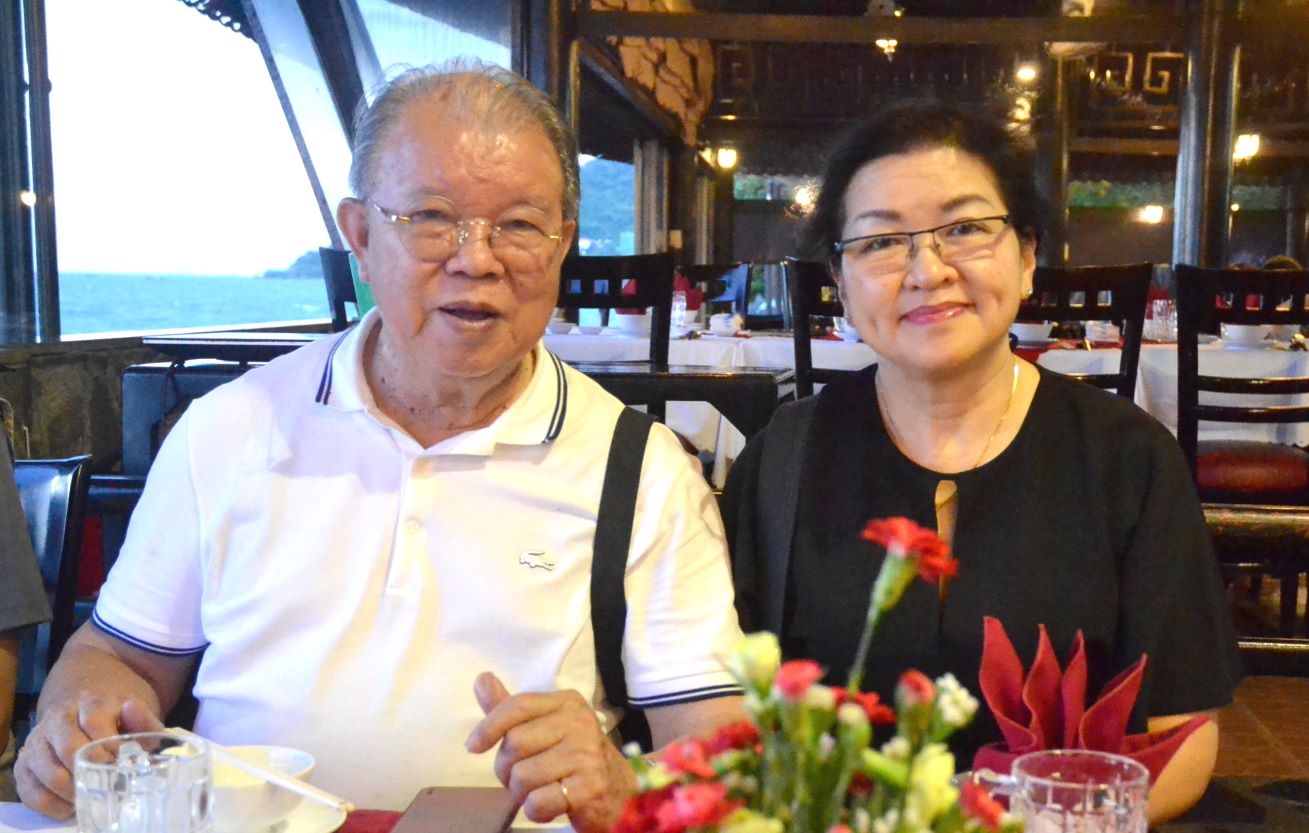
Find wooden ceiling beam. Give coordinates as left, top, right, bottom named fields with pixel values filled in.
left=576, top=10, right=1186, bottom=46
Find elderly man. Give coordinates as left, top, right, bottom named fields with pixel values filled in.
left=16, top=60, right=744, bottom=831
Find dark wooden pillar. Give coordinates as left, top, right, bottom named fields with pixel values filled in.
left=1173, top=0, right=1239, bottom=269
left=1288, top=164, right=1309, bottom=265
left=1036, top=56, right=1071, bottom=267
left=712, top=169, right=735, bottom=264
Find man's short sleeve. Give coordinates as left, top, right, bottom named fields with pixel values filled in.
left=92, top=412, right=208, bottom=655
left=0, top=441, right=49, bottom=633
left=621, top=424, right=743, bottom=708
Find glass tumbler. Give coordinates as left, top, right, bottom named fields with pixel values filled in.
left=75, top=732, right=213, bottom=833
left=671, top=290, right=688, bottom=329
left=976, top=749, right=1148, bottom=833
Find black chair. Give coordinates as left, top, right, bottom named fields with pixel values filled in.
left=679, top=262, right=750, bottom=319
left=1016, top=263, right=1152, bottom=399
left=557, top=253, right=676, bottom=366
left=1175, top=264, right=1309, bottom=502
left=787, top=258, right=860, bottom=399
left=320, top=247, right=357, bottom=332
left=14, top=455, right=91, bottom=714
left=1176, top=264, right=1309, bottom=635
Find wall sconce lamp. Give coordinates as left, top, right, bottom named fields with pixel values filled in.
left=716, top=147, right=738, bottom=170
left=1233, top=133, right=1260, bottom=162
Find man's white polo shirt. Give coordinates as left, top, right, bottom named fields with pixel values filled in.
left=94, top=310, right=743, bottom=809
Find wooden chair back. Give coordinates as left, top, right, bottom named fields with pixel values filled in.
left=1174, top=263, right=1309, bottom=474
left=786, top=258, right=853, bottom=398
left=557, top=253, right=676, bottom=365
left=1017, top=262, right=1152, bottom=399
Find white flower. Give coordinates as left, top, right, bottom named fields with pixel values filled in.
left=727, top=632, right=781, bottom=687
left=934, top=673, right=979, bottom=727
left=852, top=807, right=871, bottom=833
left=818, top=732, right=837, bottom=760
left=870, top=808, right=899, bottom=833
left=880, top=736, right=911, bottom=761
left=621, top=741, right=643, bottom=758
left=804, top=683, right=837, bottom=711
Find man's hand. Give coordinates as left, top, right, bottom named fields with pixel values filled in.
left=465, top=672, right=636, bottom=833
left=15, top=696, right=163, bottom=818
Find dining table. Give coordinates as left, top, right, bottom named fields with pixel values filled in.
left=141, top=328, right=1309, bottom=487
left=2, top=775, right=1305, bottom=833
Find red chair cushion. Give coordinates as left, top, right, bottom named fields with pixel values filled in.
left=1197, top=440, right=1309, bottom=502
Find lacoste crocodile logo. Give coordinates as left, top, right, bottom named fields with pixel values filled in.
left=519, top=549, right=556, bottom=571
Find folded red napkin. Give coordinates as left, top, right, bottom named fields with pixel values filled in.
left=672, top=273, right=705, bottom=312
left=972, top=616, right=1208, bottom=783
left=339, top=810, right=402, bottom=833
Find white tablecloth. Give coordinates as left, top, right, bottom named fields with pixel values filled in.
left=542, top=331, right=1309, bottom=485
left=1039, top=342, right=1309, bottom=445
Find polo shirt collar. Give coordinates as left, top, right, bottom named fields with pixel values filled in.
left=312, top=310, right=568, bottom=450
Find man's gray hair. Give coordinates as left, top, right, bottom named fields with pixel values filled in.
left=349, top=58, right=580, bottom=223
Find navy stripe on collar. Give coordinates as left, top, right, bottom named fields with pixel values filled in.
left=544, top=351, right=568, bottom=443
left=314, top=331, right=353, bottom=405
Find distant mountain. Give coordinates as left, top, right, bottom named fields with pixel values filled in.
left=260, top=250, right=322, bottom=279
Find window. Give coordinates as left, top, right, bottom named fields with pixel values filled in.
left=578, top=156, right=635, bottom=256
left=47, top=0, right=331, bottom=336
left=346, top=0, right=512, bottom=89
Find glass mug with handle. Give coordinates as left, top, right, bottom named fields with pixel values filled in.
left=75, top=731, right=213, bottom=833
left=974, top=749, right=1148, bottom=833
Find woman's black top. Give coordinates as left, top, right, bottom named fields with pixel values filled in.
left=722, top=365, right=1242, bottom=761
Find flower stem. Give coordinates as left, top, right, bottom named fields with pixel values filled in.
left=846, top=607, right=882, bottom=694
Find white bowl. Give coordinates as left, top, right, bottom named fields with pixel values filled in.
left=1221, top=323, right=1272, bottom=345
left=211, top=745, right=316, bottom=833
left=1010, top=321, right=1053, bottom=342
left=546, top=321, right=574, bottom=335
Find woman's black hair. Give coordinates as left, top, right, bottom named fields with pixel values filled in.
left=800, top=98, right=1051, bottom=265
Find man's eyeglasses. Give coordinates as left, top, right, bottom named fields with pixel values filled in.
left=365, top=199, right=564, bottom=267
left=833, top=215, right=1014, bottom=275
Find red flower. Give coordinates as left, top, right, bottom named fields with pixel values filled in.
left=961, top=780, right=1007, bottom=831
left=702, top=720, right=761, bottom=755
left=653, top=782, right=740, bottom=833
left=849, top=771, right=875, bottom=799
left=861, top=517, right=958, bottom=582
left=833, top=688, right=897, bottom=725
left=613, top=786, right=674, bottom=833
left=828, top=826, right=853, bottom=833
left=773, top=659, right=824, bottom=701
left=660, top=739, right=716, bottom=779
left=896, top=669, right=936, bottom=707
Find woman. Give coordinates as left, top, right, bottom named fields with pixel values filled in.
left=722, top=100, right=1241, bottom=822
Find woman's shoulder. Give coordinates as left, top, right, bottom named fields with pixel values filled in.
left=1030, top=366, right=1176, bottom=451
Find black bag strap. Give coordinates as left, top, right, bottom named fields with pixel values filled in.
left=754, top=397, right=818, bottom=635
left=591, top=407, right=655, bottom=745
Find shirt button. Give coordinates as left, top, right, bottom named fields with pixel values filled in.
left=404, top=518, right=422, bottom=535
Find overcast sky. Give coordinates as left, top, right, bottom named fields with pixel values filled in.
left=47, top=0, right=513, bottom=277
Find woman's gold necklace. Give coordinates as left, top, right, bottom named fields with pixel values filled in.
left=879, top=358, right=1021, bottom=481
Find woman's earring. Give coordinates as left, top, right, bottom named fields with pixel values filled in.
left=1022, top=286, right=1033, bottom=299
